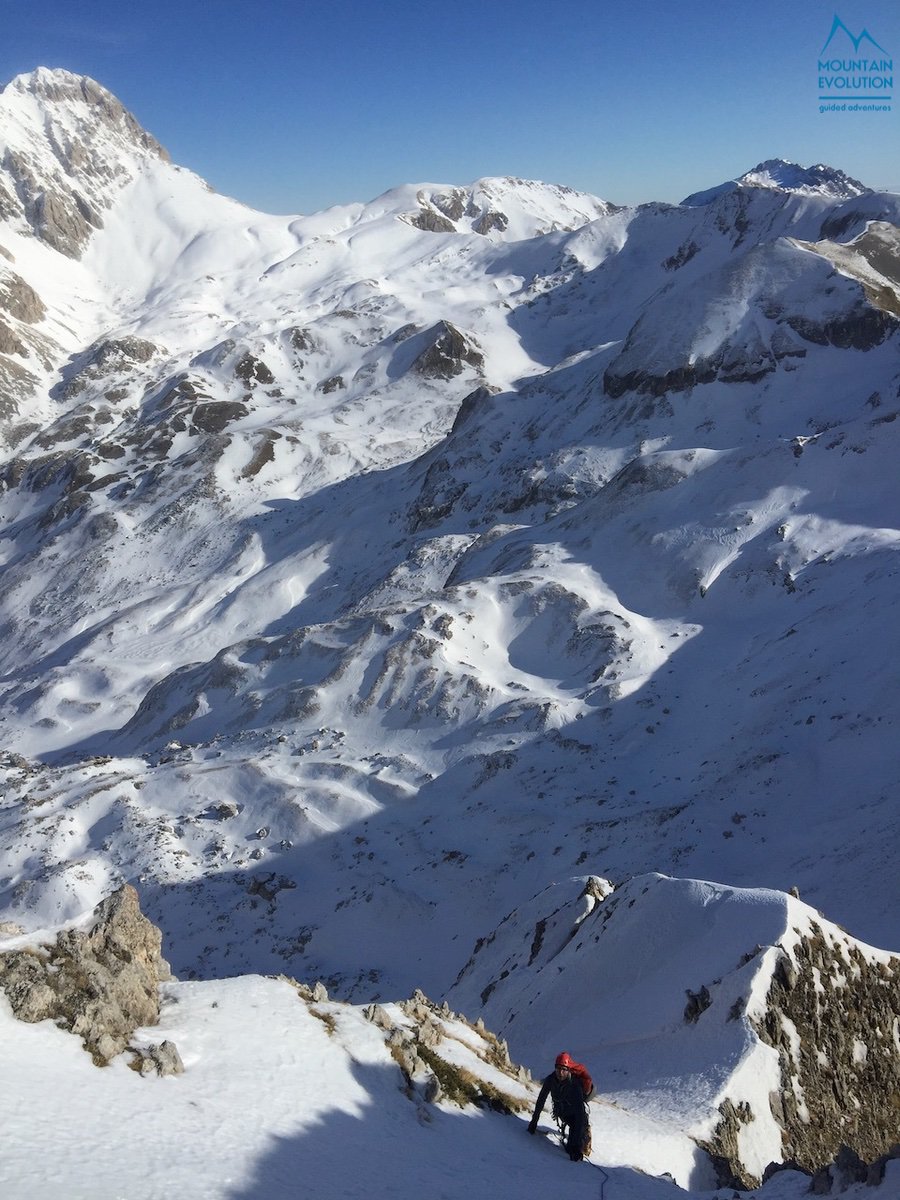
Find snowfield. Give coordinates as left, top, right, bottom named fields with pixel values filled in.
left=0, top=69, right=899, bottom=1199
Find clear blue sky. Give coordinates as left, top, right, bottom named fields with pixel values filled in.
left=1, top=0, right=897, bottom=213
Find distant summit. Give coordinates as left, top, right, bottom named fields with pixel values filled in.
left=1, top=67, right=167, bottom=161
left=681, top=158, right=871, bottom=206
left=0, top=67, right=168, bottom=257
left=737, top=159, right=871, bottom=198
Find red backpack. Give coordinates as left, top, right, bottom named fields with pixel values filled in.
left=569, top=1060, right=595, bottom=1100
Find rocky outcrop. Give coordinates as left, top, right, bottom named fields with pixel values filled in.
left=0, top=69, right=169, bottom=258
left=0, top=318, right=27, bottom=357
left=234, top=351, right=275, bottom=387
left=129, top=1040, right=185, bottom=1077
left=412, top=321, right=484, bottom=380
left=0, top=269, right=46, bottom=324
left=371, top=988, right=532, bottom=1113
left=754, top=927, right=900, bottom=1176
left=699, top=923, right=900, bottom=1189
left=58, top=336, right=159, bottom=400
left=409, top=208, right=457, bottom=234
left=0, top=884, right=173, bottom=1065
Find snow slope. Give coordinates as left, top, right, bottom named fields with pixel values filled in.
left=449, top=872, right=900, bottom=1183
left=1, top=72, right=898, bottom=980
left=2, top=963, right=897, bottom=1200
left=1, top=67, right=900, bottom=1199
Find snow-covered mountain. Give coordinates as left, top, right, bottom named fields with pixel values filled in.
left=682, top=159, right=872, bottom=206
left=1, top=68, right=899, bottom=1196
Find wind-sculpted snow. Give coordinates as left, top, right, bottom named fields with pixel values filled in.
left=447, top=873, right=900, bottom=1187
left=0, top=64, right=897, bottom=1085
left=1, top=68, right=900, bottom=1196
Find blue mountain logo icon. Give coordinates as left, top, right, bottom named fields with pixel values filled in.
left=820, top=15, right=888, bottom=54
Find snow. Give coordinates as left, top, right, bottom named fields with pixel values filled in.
left=1, top=67, right=899, bottom=1200
left=0, top=974, right=706, bottom=1199
left=1, top=944, right=897, bottom=1199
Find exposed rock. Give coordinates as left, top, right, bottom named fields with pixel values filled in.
left=413, top=321, right=484, bottom=381
left=32, top=185, right=99, bottom=257
left=0, top=355, right=39, bottom=423
left=753, top=924, right=900, bottom=1177
left=0, top=270, right=46, bottom=323
left=663, top=240, right=701, bottom=270
left=473, top=210, right=509, bottom=236
left=699, top=1098, right=757, bottom=1190
left=0, top=884, right=172, bottom=1064
left=450, top=385, right=496, bottom=434
left=0, top=70, right=169, bottom=258
left=206, top=801, right=237, bottom=820
left=130, top=1039, right=184, bottom=1077
left=684, top=984, right=712, bottom=1022
left=431, top=190, right=466, bottom=222
left=362, top=1002, right=394, bottom=1030
left=408, top=208, right=456, bottom=234
left=0, top=318, right=27, bottom=357
left=319, top=374, right=345, bottom=394
left=60, top=336, right=158, bottom=399
left=287, top=326, right=314, bottom=353
left=234, top=352, right=275, bottom=386
left=387, top=989, right=530, bottom=1115
left=191, top=400, right=248, bottom=434
left=785, top=305, right=895, bottom=351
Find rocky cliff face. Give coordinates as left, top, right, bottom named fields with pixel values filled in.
left=755, top=927, right=900, bottom=1176
left=696, top=919, right=900, bottom=1188
left=0, top=884, right=173, bottom=1064
left=0, top=69, right=169, bottom=258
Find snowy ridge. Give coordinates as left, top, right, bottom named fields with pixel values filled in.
left=737, top=160, right=871, bottom=200
left=448, top=873, right=900, bottom=1185
left=2, top=882, right=898, bottom=1198
left=681, top=159, right=871, bottom=207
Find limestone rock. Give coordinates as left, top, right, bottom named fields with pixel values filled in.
left=0, top=270, right=46, bottom=324
left=0, top=884, right=172, bottom=1064
left=0, top=318, right=27, bottom=357
left=130, top=1040, right=185, bottom=1077
left=754, top=924, right=900, bottom=1176
left=362, top=1003, right=394, bottom=1030
left=412, top=321, right=484, bottom=380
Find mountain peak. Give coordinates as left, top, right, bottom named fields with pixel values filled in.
left=681, top=159, right=871, bottom=206
left=5, top=66, right=109, bottom=100
left=736, top=158, right=870, bottom=198
left=1, top=67, right=168, bottom=162
left=0, top=66, right=169, bottom=257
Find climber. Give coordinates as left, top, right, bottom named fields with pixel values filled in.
left=527, top=1051, right=594, bottom=1161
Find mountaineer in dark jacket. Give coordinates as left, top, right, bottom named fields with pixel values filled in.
left=527, top=1051, right=594, bottom=1161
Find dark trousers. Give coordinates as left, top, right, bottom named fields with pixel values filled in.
left=559, top=1104, right=588, bottom=1158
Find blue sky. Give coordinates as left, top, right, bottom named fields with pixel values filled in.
left=1, top=0, right=896, bottom=213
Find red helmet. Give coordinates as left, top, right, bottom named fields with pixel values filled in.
left=555, top=1052, right=574, bottom=1069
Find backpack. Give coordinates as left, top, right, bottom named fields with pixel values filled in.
left=569, top=1061, right=595, bottom=1101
